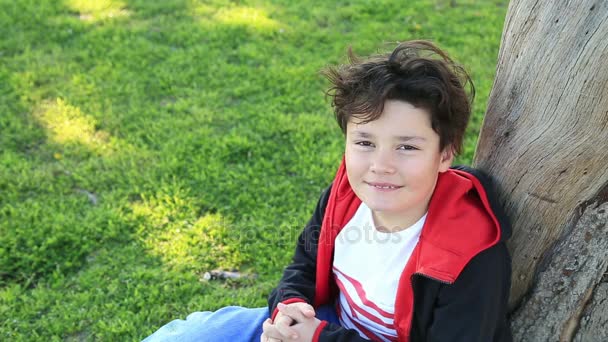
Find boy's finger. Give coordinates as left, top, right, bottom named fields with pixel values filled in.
left=274, top=314, right=298, bottom=339
left=262, top=319, right=273, bottom=334
left=263, top=319, right=292, bottom=340
left=274, top=313, right=293, bottom=327
left=298, top=303, right=316, bottom=317
left=277, top=302, right=308, bottom=323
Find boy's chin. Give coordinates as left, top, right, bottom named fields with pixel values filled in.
left=366, top=205, right=401, bottom=214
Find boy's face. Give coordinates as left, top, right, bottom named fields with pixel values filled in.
left=345, top=100, right=453, bottom=228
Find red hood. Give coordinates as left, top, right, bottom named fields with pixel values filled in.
left=314, top=158, right=502, bottom=306
left=416, top=167, right=501, bottom=283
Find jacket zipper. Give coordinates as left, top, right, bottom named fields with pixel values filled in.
left=404, top=273, right=454, bottom=341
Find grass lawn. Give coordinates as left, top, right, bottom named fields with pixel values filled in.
left=0, top=0, right=507, bottom=340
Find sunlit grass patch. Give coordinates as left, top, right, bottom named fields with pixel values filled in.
left=34, top=98, right=117, bottom=156
left=212, top=6, right=281, bottom=32
left=144, top=213, right=245, bottom=272
left=129, top=182, right=245, bottom=272
left=65, top=0, right=130, bottom=22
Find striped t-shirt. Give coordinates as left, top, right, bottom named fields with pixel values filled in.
left=333, top=203, right=426, bottom=341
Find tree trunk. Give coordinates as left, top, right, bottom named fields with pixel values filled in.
left=473, top=0, right=608, bottom=341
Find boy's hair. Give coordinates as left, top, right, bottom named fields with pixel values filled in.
left=322, top=40, right=475, bottom=155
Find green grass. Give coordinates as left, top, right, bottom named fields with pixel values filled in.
left=0, top=0, right=507, bottom=340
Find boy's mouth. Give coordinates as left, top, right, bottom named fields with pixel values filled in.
left=365, top=181, right=403, bottom=190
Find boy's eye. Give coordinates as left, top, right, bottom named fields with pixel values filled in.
left=398, top=145, right=418, bottom=151
left=355, top=141, right=374, bottom=147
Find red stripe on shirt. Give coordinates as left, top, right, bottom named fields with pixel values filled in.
left=334, top=274, right=396, bottom=329
left=333, top=267, right=394, bottom=318
left=336, top=302, right=379, bottom=341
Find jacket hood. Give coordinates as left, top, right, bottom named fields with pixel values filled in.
left=318, top=159, right=510, bottom=286
left=416, top=165, right=510, bottom=283
left=312, top=159, right=512, bottom=339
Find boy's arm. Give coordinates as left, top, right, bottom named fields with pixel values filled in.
left=313, top=323, right=371, bottom=341
left=263, top=311, right=371, bottom=342
left=266, top=181, right=374, bottom=342
left=426, top=242, right=512, bottom=342
left=265, top=304, right=370, bottom=342
left=268, top=185, right=333, bottom=319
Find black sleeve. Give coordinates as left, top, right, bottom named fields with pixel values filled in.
left=426, top=242, right=512, bottom=342
left=268, top=185, right=332, bottom=316
left=267, top=184, right=374, bottom=341
left=317, top=323, right=370, bottom=341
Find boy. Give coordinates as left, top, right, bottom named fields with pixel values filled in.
left=144, top=40, right=511, bottom=342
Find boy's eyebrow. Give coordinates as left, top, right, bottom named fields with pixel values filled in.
left=353, top=131, right=426, bottom=141
left=395, top=135, right=426, bottom=142
left=353, top=131, right=373, bottom=138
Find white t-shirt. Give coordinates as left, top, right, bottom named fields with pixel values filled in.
left=333, top=203, right=426, bottom=341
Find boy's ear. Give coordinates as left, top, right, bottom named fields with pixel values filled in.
left=438, top=148, right=454, bottom=173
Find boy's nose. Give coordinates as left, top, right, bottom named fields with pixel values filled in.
left=370, top=152, right=396, bottom=174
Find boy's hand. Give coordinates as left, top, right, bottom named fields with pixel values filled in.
left=261, top=302, right=319, bottom=342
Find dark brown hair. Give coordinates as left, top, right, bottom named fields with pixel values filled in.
left=322, top=40, right=475, bottom=155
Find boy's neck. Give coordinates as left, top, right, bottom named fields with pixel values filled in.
left=372, top=208, right=428, bottom=233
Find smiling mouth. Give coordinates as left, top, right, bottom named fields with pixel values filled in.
left=365, top=182, right=403, bottom=190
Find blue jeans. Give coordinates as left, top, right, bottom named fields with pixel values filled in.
left=143, top=305, right=340, bottom=342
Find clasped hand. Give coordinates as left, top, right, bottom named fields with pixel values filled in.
left=260, top=302, right=322, bottom=342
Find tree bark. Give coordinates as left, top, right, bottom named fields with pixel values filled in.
left=473, top=0, right=608, bottom=340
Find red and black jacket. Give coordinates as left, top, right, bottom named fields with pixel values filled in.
left=268, top=162, right=512, bottom=341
